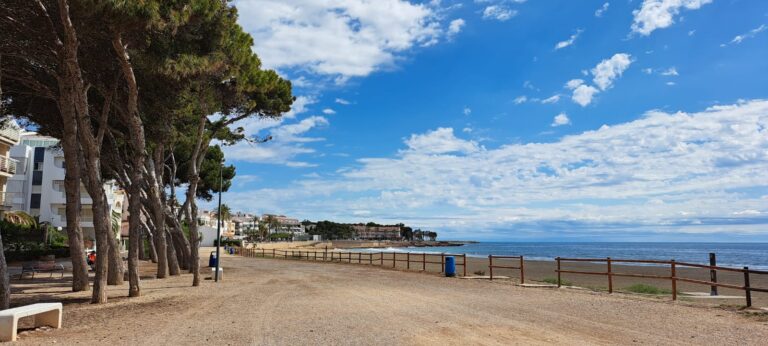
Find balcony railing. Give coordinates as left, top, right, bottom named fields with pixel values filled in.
left=0, top=156, right=17, bottom=175
left=0, top=191, right=16, bottom=207
left=0, top=126, right=20, bottom=144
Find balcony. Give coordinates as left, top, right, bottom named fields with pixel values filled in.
left=0, top=191, right=15, bottom=209
left=0, top=156, right=17, bottom=175
left=0, top=126, right=20, bottom=144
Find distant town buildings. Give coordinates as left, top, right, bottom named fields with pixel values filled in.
left=350, top=224, right=402, bottom=240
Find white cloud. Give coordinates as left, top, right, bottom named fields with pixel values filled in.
left=223, top=100, right=768, bottom=238
left=631, top=0, right=712, bottom=36
left=595, top=2, right=610, bottom=17
left=463, top=107, right=472, bottom=115
left=403, top=127, right=480, bottom=154
left=541, top=95, right=561, bottom=104
left=724, top=24, right=767, bottom=46
left=513, top=96, right=528, bottom=104
left=642, top=68, right=654, bottom=74
left=322, top=108, right=336, bottom=115
left=660, top=67, right=679, bottom=76
left=566, top=80, right=600, bottom=107
left=237, top=0, right=450, bottom=79
left=447, top=18, right=465, bottom=38
left=222, top=95, right=329, bottom=167
left=688, top=29, right=696, bottom=36
left=666, top=81, right=676, bottom=86
left=564, top=53, right=631, bottom=108
left=482, top=6, right=517, bottom=21
left=335, top=98, right=351, bottom=105
left=591, top=53, right=633, bottom=91
left=555, top=29, right=583, bottom=50
left=551, top=112, right=571, bottom=127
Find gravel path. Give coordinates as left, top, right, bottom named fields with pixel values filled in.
left=13, top=254, right=768, bottom=345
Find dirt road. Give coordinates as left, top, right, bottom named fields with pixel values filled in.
left=14, top=254, right=768, bottom=345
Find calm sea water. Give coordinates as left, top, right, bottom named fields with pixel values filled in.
left=362, top=242, right=768, bottom=269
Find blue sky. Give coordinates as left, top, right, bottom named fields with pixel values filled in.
left=210, top=0, right=768, bottom=241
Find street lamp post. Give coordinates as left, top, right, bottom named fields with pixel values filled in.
left=214, top=159, right=223, bottom=282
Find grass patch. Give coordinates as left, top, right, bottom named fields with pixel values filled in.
left=623, top=284, right=674, bottom=295
left=541, top=277, right=573, bottom=286
left=473, top=270, right=486, bottom=276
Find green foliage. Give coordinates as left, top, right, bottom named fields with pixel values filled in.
left=4, top=246, right=71, bottom=263
left=309, top=221, right=355, bottom=240
left=269, top=233, right=292, bottom=241
left=213, top=238, right=241, bottom=247
left=623, top=284, right=674, bottom=295
left=47, top=226, right=68, bottom=247
left=542, top=277, right=573, bottom=286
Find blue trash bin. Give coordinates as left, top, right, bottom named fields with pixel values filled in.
left=209, top=251, right=217, bottom=267
left=445, top=256, right=456, bottom=277
left=229, top=247, right=235, bottom=255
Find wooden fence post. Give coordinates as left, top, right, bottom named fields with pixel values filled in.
left=520, top=256, right=525, bottom=284
left=407, top=252, right=410, bottom=270
left=442, top=253, right=447, bottom=273
left=556, top=257, right=561, bottom=287
left=744, top=266, right=752, bottom=307
left=272, top=249, right=275, bottom=258
left=671, top=259, right=677, bottom=301
left=463, top=254, right=467, bottom=277
left=392, top=252, right=396, bottom=268
left=369, top=253, right=372, bottom=265
left=422, top=253, right=426, bottom=271
left=607, top=257, right=613, bottom=294
left=380, top=252, right=384, bottom=266
left=489, top=255, right=494, bottom=280
left=710, top=253, right=718, bottom=296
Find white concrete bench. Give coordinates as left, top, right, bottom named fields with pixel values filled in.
left=0, top=303, right=62, bottom=342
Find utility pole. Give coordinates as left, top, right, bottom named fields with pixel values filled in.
left=214, top=159, right=223, bottom=282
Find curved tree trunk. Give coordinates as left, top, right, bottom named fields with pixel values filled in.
left=0, top=227, right=10, bottom=310
left=145, top=155, right=168, bottom=278
left=112, top=32, right=146, bottom=296
left=54, top=0, right=108, bottom=302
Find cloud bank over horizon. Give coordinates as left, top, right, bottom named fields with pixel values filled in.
left=217, top=100, right=768, bottom=240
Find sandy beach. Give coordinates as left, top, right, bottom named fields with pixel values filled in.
left=242, top=245, right=768, bottom=308
left=9, top=249, right=768, bottom=345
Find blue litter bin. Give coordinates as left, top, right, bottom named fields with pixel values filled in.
left=229, top=247, right=235, bottom=255
left=209, top=251, right=217, bottom=267
left=445, top=256, right=456, bottom=277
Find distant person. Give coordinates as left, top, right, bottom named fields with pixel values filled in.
left=87, top=251, right=96, bottom=270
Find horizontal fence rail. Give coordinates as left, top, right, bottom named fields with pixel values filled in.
left=234, top=247, right=467, bottom=277
left=488, top=255, right=525, bottom=283
left=555, top=257, right=767, bottom=307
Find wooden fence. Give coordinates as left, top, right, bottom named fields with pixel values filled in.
left=488, top=255, right=524, bottom=283
left=235, top=247, right=467, bottom=276
left=555, top=257, right=768, bottom=307
left=234, top=247, right=766, bottom=307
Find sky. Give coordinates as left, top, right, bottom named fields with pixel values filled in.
left=208, top=0, right=768, bottom=241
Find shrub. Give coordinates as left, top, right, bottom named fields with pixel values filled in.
left=624, top=284, right=673, bottom=295
left=473, top=270, right=485, bottom=276
left=4, top=246, right=71, bottom=262
left=213, top=238, right=242, bottom=247
left=542, top=277, right=573, bottom=286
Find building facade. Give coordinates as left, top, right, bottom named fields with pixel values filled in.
left=6, top=133, right=124, bottom=246
left=350, top=225, right=402, bottom=240
left=0, top=121, right=21, bottom=214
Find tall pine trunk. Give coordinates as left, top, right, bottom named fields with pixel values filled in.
left=112, top=32, right=146, bottom=296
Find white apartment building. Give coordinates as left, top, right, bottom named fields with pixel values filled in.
left=6, top=133, right=124, bottom=246
left=0, top=121, right=21, bottom=213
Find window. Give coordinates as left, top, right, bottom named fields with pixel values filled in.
left=30, top=193, right=41, bottom=209
left=33, top=147, right=45, bottom=164
left=32, top=171, right=43, bottom=185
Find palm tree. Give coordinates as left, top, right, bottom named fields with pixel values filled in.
left=0, top=210, right=39, bottom=309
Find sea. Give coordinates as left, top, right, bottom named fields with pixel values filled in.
left=360, top=242, right=768, bottom=269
